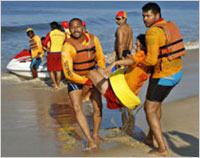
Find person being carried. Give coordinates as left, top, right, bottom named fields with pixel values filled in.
left=86, top=34, right=151, bottom=113
left=141, top=2, right=185, bottom=156
left=61, top=18, right=106, bottom=151
left=114, top=11, right=133, bottom=61
left=43, top=21, right=66, bottom=89
left=26, top=28, right=44, bottom=78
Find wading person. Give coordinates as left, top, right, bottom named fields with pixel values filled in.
left=141, top=2, right=185, bottom=156
left=61, top=18, right=106, bottom=151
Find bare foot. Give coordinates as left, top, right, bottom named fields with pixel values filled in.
left=53, top=84, right=59, bottom=89
left=149, top=149, right=168, bottom=156
left=94, top=136, right=105, bottom=143
left=83, top=140, right=97, bottom=151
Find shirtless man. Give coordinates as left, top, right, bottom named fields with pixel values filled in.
left=114, top=11, right=133, bottom=60
left=114, top=11, right=134, bottom=133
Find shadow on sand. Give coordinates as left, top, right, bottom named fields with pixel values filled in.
left=164, top=131, right=199, bottom=157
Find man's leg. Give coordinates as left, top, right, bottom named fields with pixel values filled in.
left=144, top=105, right=161, bottom=147
left=90, top=88, right=104, bottom=143
left=31, top=67, right=38, bottom=78
left=144, top=99, right=168, bottom=156
left=49, top=71, right=58, bottom=88
left=56, top=71, right=61, bottom=88
left=69, top=90, right=97, bottom=151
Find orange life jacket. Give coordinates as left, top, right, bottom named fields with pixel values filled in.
left=67, top=33, right=96, bottom=76
left=153, top=21, right=186, bottom=61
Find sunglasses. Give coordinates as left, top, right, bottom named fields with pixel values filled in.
left=116, top=17, right=123, bottom=21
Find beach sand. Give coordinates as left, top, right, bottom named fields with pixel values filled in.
left=1, top=49, right=199, bottom=157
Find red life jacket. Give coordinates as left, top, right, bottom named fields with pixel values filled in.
left=154, top=21, right=186, bottom=61
left=67, top=33, right=96, bottom=76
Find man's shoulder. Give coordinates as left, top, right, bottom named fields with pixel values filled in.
left=146, top=26, right=164, bottom=36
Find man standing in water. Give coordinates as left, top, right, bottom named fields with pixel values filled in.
left=141, top=2, right=185, bottom=156
left=43, top=22, right=66, bottom=89
left=26, top=28, right=44, bottom=78
left=61, top=18, right=106, bottom=151
left=114, top=11, right=134, bottom=135
left=115, top=11, right=133, bottom=60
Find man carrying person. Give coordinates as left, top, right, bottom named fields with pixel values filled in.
left=26, top=28, right=44, bottom=78
left=61, top=18, right=106, bottom=151
left=43, top=21, right=66, bottom=89
left=141, top=2, right=185, bottom=156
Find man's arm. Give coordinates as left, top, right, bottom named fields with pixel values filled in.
left=116, top=28, right=124, bottom=59
left=42, top=32, right=50, bottom=50
left=94, top=36, right=106, bottom=69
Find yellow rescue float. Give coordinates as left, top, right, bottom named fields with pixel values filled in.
left=109, top=67, right=141, bottom=109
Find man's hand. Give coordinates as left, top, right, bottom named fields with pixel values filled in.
left=104, top=62, right=115, bottom=79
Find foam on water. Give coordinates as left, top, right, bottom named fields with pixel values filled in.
left=185, top=41, right=199, bottom=50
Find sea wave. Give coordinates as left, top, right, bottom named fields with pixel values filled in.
left=184, top=41, right=199, bottom=50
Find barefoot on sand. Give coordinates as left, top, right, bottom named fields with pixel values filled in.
left=83, top=141, right=97, bottom=151
left=94, top=136, right=106, bottom=143
left=149, top=149, right=168, bottom=156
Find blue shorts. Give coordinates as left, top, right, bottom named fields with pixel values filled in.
left=67, top=82, right=83, bottom=93
left=30, top=57, right=41, bottom=69
left=146, top=70, right=182, bottom=102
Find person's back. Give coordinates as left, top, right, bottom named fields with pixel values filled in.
left=43, top=21, right=66, bottom=89
left=49, top=29, right=65, bottom=52
left=115, top=24, right=132, bottom=51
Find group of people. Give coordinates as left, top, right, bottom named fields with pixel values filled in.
left=26, top=2, right=186, bottom=156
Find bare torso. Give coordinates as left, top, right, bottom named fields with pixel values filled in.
left=114, top=23, right=133, bottom=58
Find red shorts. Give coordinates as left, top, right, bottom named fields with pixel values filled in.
left=47, top=53, right=62, bottom=71
left=104, top=83, right=123, bottom=109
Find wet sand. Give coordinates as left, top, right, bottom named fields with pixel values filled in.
left=1, top=49, right=199, bottom=157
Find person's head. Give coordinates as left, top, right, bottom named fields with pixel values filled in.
left=135, top=34, right=146, bottom=53
left=61, top=21, right=69, bottom=29
left=115, top=11, right=127, bottom=25
left=142, top=2, right=161, bottom=28
left=26, top=28, right=34, bottom=38
left=50, top=21, right=59, bottom=30
left=69, top=18, right=84, bottom=39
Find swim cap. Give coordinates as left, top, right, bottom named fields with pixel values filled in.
left=61, top=21, right=69, bottom=28
left=82, top=21, right=86, bottom=26
left=116, top=11, right=127, bottom=19
left=26, top=28, right=33, bottom=33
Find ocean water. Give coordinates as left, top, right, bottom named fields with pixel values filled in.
left=1, top=1, right=199, bottom=72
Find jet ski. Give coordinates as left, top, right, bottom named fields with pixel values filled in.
left=6, top=49, right=49, bottom=78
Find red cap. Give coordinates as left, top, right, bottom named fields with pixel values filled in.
left=61, top=21, right=69, bottom=28
left=116, top=11, right=127, bottom=19
left=82, top=21, right=86, bottom=26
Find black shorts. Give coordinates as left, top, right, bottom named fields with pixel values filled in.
left=67, top=82, right=83, bottom=93
left=116, top=50, right=131, bottom=59
left=146, top=78, right=176, bottom=102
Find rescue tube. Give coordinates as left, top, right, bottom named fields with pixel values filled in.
left=109, top=68, right=141, bottom=109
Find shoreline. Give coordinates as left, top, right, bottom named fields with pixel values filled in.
left=1, top=48, right=199, bottom=157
